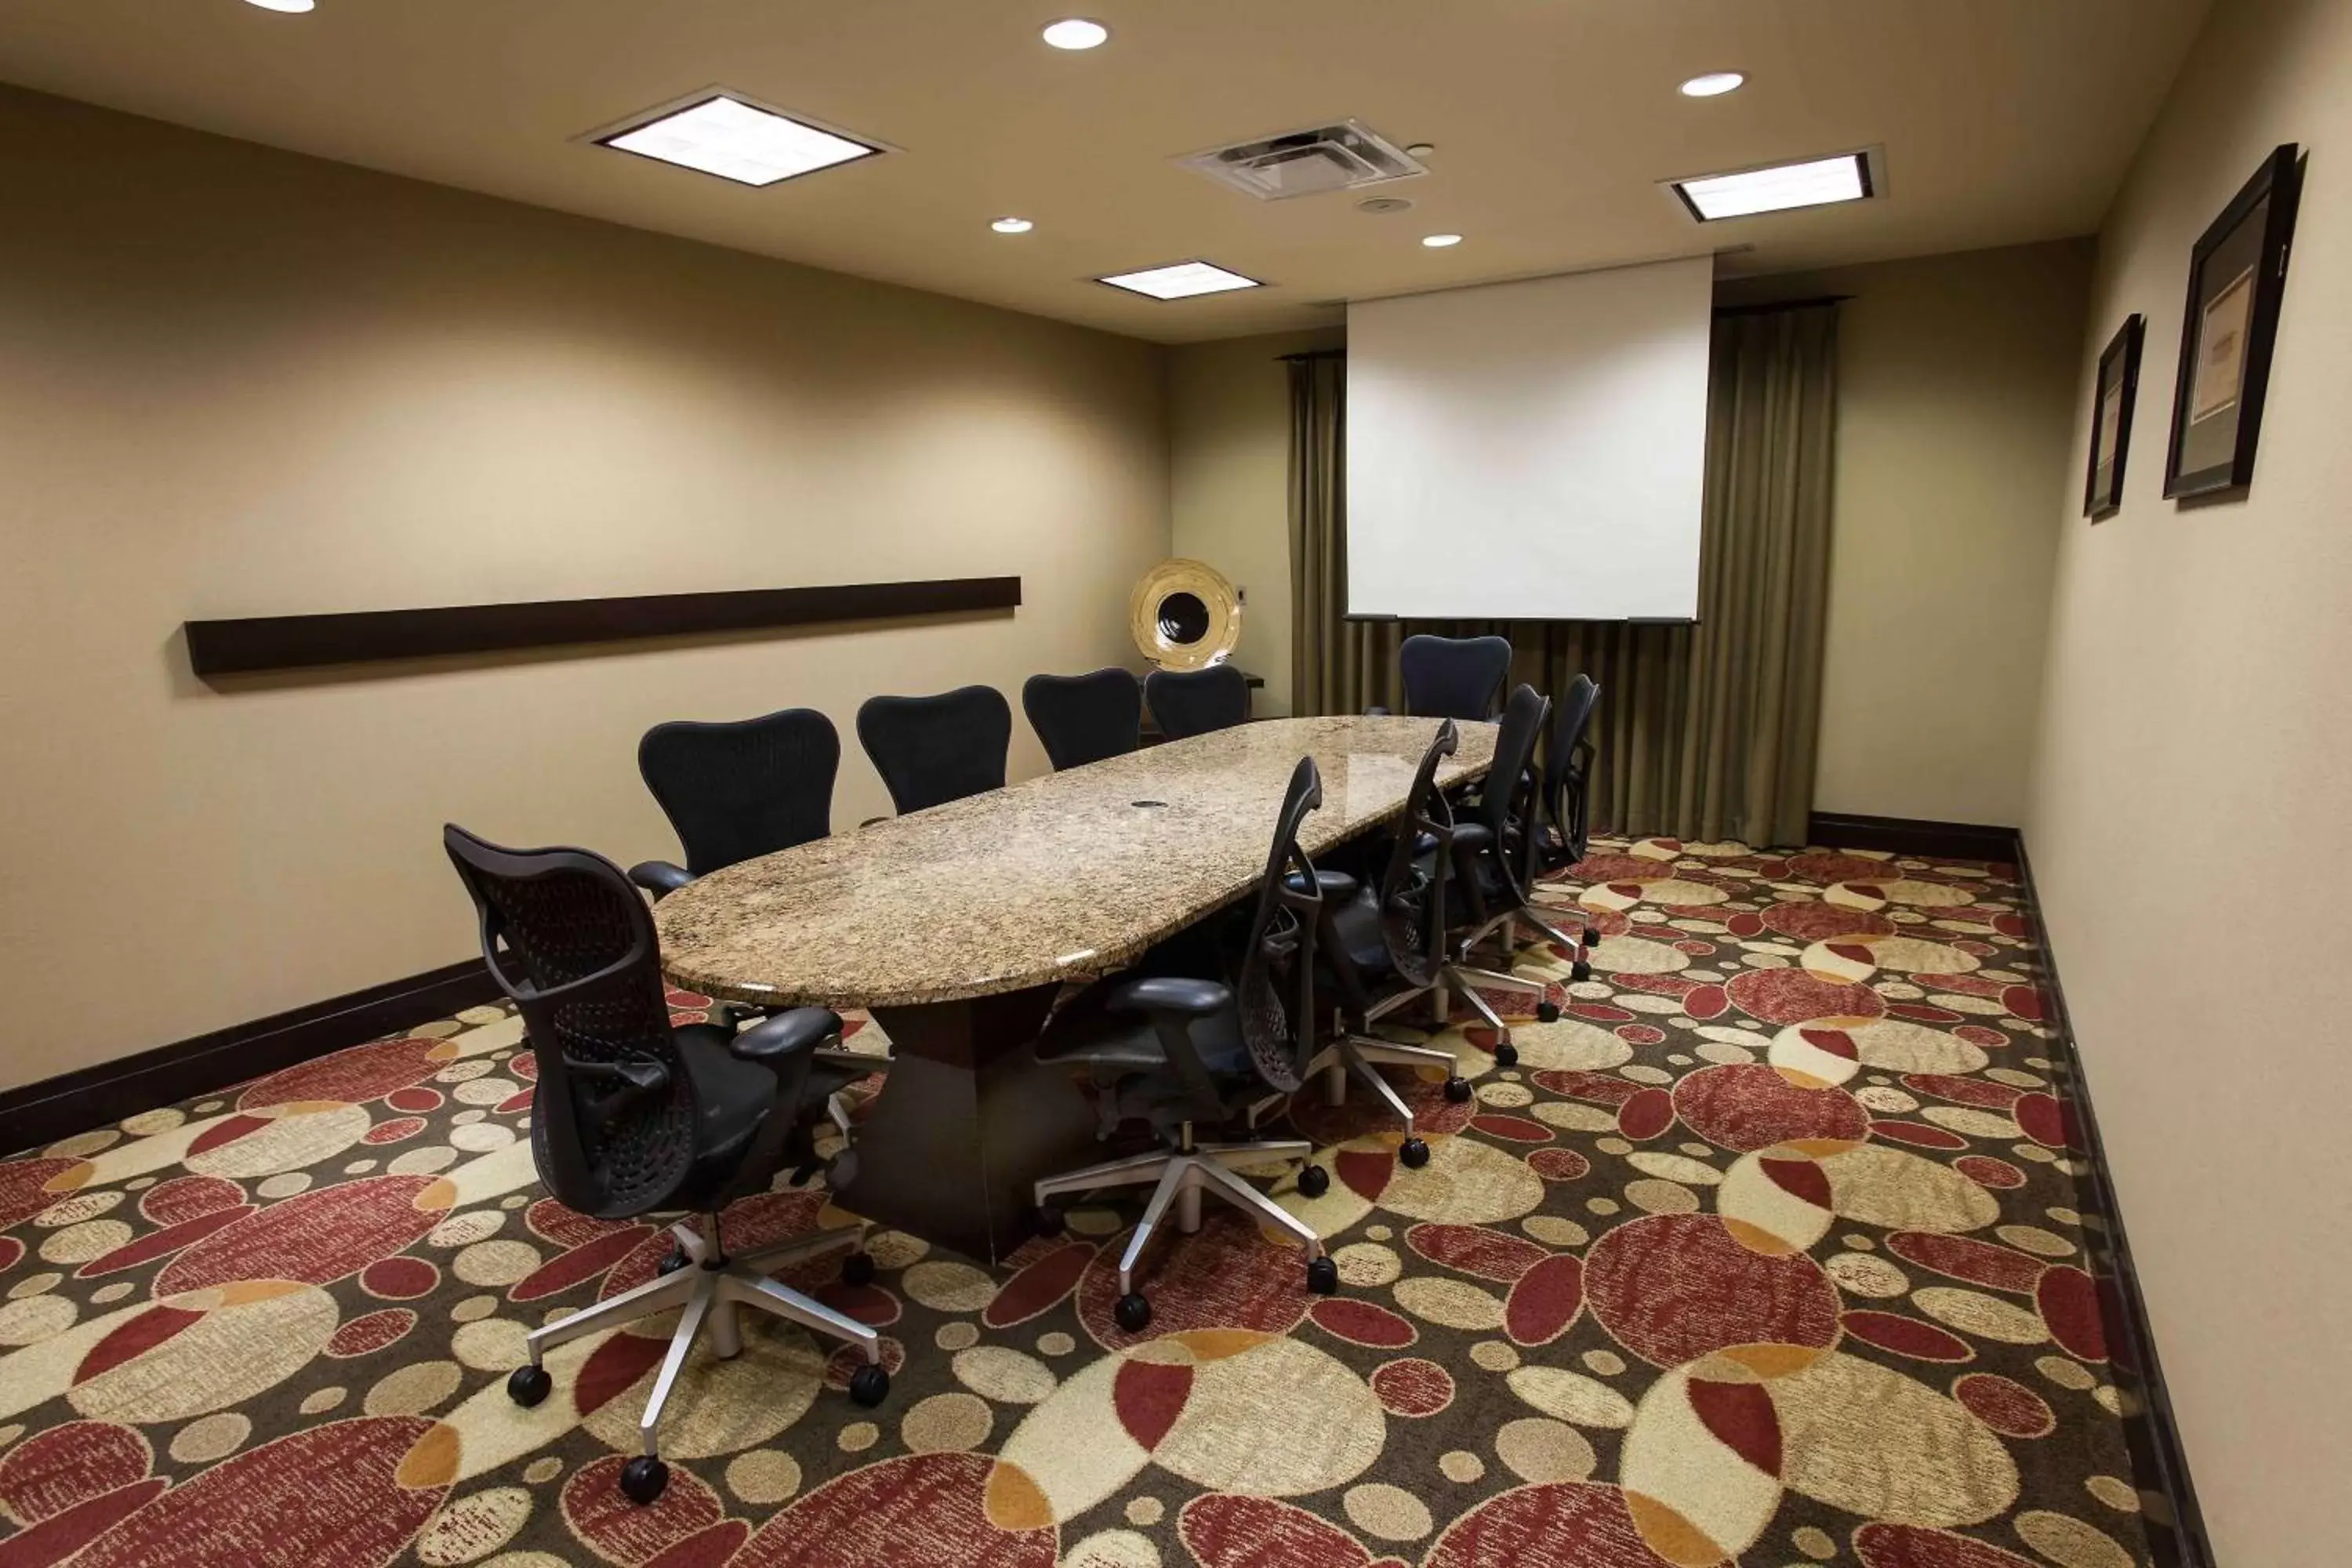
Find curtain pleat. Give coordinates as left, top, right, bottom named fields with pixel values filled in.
left=1285, top=304, right=1838, bottom=848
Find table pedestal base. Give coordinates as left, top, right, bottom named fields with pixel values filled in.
left=833, top=986, right=1103, bottom=1266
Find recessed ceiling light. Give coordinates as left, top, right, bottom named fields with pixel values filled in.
left=1042, top=17, right=1109, bottom=49
left=244, top=0, right=315, bottom=10
left=992, top=216, right=1035, bottom=234
left=1421, top=234, right=1463, bottom=248
left=1669, top=151, right=1872, bottom=221
left=1096, top=260, right=1263, bottom=300
left=1679, top=71, right=1746, bottom=97
left=597, top=94, right=880, bottom=187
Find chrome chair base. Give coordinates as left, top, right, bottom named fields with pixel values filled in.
left=1304, top=1033, right=1463, bottom=1150
left=1033, top=1132, right=1337, bottom=1330
left=508, top=1214, right=885, bottom=1501
left=1438, top=909, right=1589, bottom=1064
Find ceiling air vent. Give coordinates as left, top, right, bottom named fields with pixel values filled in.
left=1179, top=119, right=1426, bottom=201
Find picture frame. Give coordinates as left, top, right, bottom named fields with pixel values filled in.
left=2162, top=143, right=2303, bottom=499
left=2084, top=314, right=2143, bottom=521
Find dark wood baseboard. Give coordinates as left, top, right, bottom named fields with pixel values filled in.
left=2013, top=837, right=2214, bottom=1567
left=0, top=958, right=503, bottom=1157
left=1806, top=810, right=2021, bottom=863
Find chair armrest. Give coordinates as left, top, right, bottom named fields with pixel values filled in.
left=1286, top=868, right=1359, bottom=902
left=729, top=1007, right=843, bottom=1066
left=628, top=860, right=695, bottom=900
left=1105, top=975, right=1232, bottom=1018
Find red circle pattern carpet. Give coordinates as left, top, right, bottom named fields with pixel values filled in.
left=0, top=838, right=2163, bottom=1566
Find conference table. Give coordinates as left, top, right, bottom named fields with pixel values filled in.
left=655, top=714, right=1498, bottom=1263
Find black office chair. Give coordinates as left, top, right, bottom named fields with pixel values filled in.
left=1438, top=684, right=1582, bottom=1062
left=1030, top=756, right=1339, bottom=1332
left=856, top=685, right=1011, bottom=815
left=1023, top=667, right=1143, bottom=771
left=1544, top=675, right=1602, bottom=871
left=1372, top=633, right=1513, bottom=720
left=1145, top=664, right=1250, bottom=742
left=1301, top=720, right=1475, bottom=1158
left=627, top=707, right=838, bottom=899
left=444, top=825, right=889, bottom=1508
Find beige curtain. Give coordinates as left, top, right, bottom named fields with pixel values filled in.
left=1287, top=303, right=1838, bottom=848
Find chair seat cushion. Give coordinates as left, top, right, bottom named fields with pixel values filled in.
left=669, top=1023, right=864, bottom=1213
left=1041, top=1004, right=1251, bottom=1080
left=1330, top=893, right=1396, bottom=976
left=1452, top=822, right=1495, bottom=852
left=670, top=1026, right=779, bottom=1198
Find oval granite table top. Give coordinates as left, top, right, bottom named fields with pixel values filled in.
left=655, top=714, right=1498, bottom=1010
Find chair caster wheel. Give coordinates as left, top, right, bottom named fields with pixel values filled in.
left=1306, top=1256, right=1339, bottom=1295
left=1535, top=1001, right=1561, bottom=1023
left=1115, top=1293, right=1153, bottom=1333
left=848, top=1362, right=891, bottom=1407
left=1028, top=1203, right=1064, bottom=1236
left=1296, top=1163, right=1331, bottom=1200
left=840, top=1250, right=877, bottom=1287
left=506, top=1364, right=551, bottom=1407
left=619, top=1455, right=669, bottom=1505
left=1493, top=1040, right=1519, bottom=1068
left=1583, top=927, right=1600, bottom=946
left=657, top=1246, right=692, bottom=1276
left=1443, top=1076, right=1472, bottom=1103
left=1570, top=963, right=1592, bottom=983
left=1399, top=1136, right=1431, bottom=1169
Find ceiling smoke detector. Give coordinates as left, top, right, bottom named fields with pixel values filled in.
left=1180, top=119, right=1426, bottom=201
left=1357, top=196, right=1414, bottom=214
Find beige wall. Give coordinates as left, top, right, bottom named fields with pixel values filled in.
left=0, top=87, right=1169, bottom=1087
left=1720, top=242, right=2091, bottom=828
left=1166, top=328, right=1343, bottom=717
left=2024, top=0, right=2352, bottom=1557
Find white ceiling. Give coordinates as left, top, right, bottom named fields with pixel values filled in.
left=0, top=0, right=2209, bottom=343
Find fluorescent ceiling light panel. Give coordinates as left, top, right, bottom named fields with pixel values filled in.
left=600, top=95, right=879, bottom=187
left=1096, top=261, right=1263, bottom=300
left=1671, top=151, right=1871, bottom=220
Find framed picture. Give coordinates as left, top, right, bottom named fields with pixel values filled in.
left=2163, top=143, right=2304, bottom=498
left=2084, top=315, right=2143, bottom=520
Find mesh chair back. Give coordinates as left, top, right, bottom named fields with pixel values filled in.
left=1234, top=756, right=1327, bottom=1096
left=1023, top=668, right=1143, bottom=771
left=443, top=826, right=696, bottom=1219
left=1545, top=676, right=1602, bottom=865
left=1399, top=634, right=1512, bottom=720
left=857, top=685, right=1012, bottom=815
left=1379, top=720, right=1461, bottom=986
left=638, top=707, right=838, bottom=877
left=1145, top=664, right=1250, bottom=742
left=1478, top=684, right=1552, bottom=904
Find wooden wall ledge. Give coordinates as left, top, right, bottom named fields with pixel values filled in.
left=183, top=576, right=1022, bottom=677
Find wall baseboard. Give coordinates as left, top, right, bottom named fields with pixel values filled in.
left=1806, top=810, right=2021, bottom=862
left=0, top=958, right=502, bottom=1157
left=2013, top=837, right=2215, bottom=1568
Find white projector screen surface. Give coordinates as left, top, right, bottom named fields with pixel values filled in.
left=1346, top=255, right=1714, bottom=620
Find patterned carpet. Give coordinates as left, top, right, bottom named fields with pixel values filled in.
left=0, top=837, right=2164, bottom=1568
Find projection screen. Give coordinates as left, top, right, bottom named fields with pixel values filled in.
left=1345, top=254, right=1714, bottom=621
